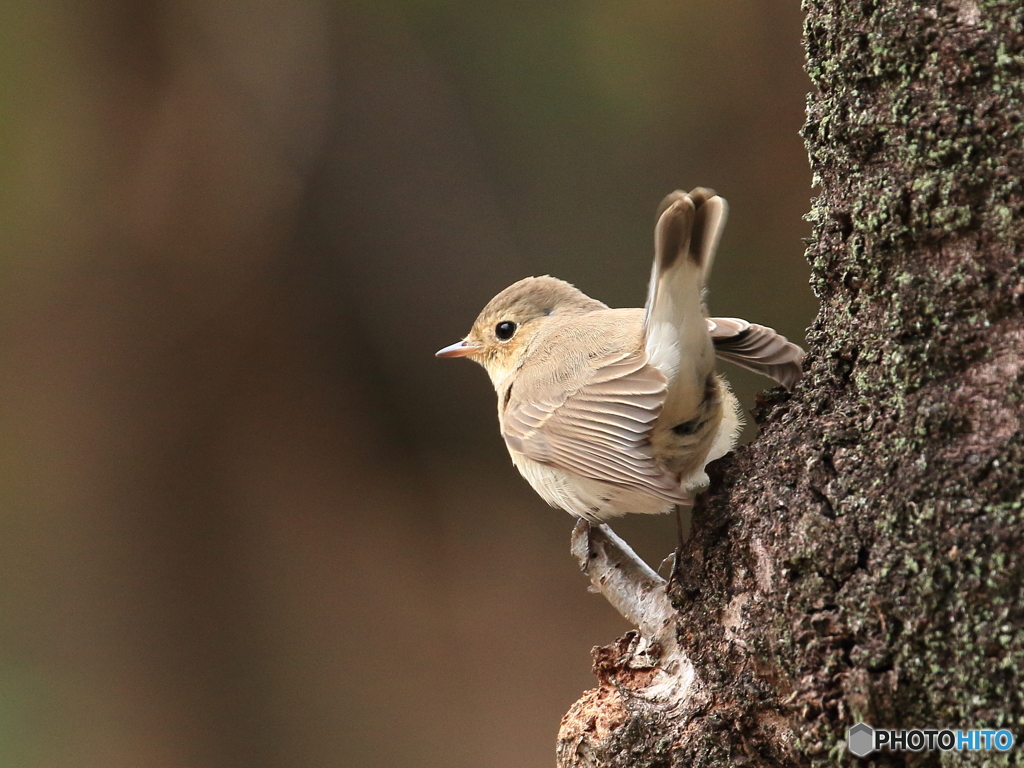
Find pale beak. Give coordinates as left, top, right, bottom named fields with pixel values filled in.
left=435, top=339, right=481, bottom=358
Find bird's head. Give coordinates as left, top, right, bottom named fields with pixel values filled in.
left=436, top=275, right=606, bottom=386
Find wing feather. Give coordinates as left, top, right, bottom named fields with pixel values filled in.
left=707, top=317, right=805, bottom=390
left=501, top=348, right=689, bottom=504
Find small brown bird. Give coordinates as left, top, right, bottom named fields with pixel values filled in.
left=437, top=189, right=803, bottom=523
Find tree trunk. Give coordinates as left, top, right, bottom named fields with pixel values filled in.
left=556, top=2, right=1024, bottom=765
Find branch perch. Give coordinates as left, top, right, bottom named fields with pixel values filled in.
left=570, top=521, right=693, bottom=684
left=570, top=521, right=675, bottom=640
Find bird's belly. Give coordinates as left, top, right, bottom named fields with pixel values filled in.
left=511, top=455, right=673, bottom=522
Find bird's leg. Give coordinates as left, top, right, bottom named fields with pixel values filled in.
left=666, top=491, right=697, bottom=592
left=666, top=505, right=686, bottom=592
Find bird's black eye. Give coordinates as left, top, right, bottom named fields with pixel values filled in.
left=495, top=321, right=517, bottom=341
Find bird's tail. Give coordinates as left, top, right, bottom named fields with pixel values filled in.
left=643, top=189, right=727, bottom=404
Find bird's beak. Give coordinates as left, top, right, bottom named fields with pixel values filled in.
left=435, top=339, right=481, bottom=358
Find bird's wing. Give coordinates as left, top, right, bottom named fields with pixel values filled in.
left=707, top=317, right=805, bottom=390
left=501, top=349, right=690, bottom=504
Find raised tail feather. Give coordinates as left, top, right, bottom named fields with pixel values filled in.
left=644, top=189, right=727, bottom=384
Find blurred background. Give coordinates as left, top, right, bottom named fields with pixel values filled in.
left=0, top=1, right=814, bottom=766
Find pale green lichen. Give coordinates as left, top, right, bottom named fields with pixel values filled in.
left=791, top=0, right=1024, bottom=763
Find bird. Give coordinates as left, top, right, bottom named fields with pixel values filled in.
left=436, top=188, right=803, bottom=527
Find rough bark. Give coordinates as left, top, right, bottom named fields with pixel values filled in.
left=556, top=2, right=1024, bottom=766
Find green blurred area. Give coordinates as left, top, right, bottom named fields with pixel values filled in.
left=0, top=1, right=814, bottom=766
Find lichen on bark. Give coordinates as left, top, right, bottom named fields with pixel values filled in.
left=792, top=0, right=1024, bottom=760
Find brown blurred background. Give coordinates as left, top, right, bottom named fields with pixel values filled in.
left=0, top=1, right=813, bottom=766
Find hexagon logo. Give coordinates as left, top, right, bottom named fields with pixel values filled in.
left=848, top=722, right=875, bottom=757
